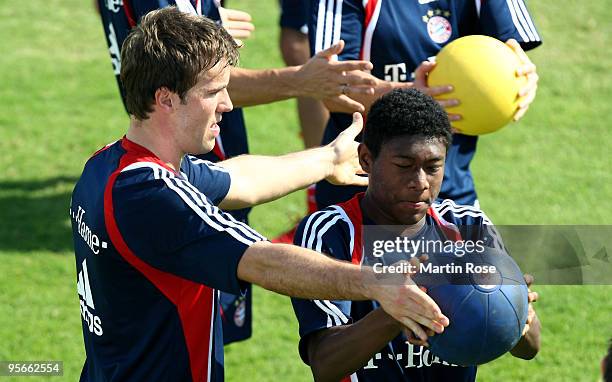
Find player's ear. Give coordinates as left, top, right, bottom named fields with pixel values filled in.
left=358, top=143, right=373, bottom=174
left=154, top=87, right=175, bottom=113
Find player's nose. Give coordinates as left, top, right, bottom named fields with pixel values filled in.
left=218, top=88, right=233, bottom=113
left=406, top=168, right=429, bottom=191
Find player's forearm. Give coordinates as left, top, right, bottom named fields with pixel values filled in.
left=237, top=242, right=371, bottom=301
left=510, top=314, right=541, bottom=360
left=228, top=66, right=301, bottom=107
left=308, top=309, right=401, bottom=382
left=219, top=147, right=334, bottom=209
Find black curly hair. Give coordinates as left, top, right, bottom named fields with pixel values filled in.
left=363, top=88, right=452, bottom=159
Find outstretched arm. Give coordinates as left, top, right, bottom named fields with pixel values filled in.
left=219, top=113, right=367, bottom=210
left=238, top=242, right=449, bottom=335
left=228, top=40, right=375, bottom=110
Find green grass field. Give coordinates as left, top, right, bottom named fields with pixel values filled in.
left=0, top=0, right=610, bottom=381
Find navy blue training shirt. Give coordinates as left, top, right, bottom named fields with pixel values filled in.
left=71, top=138, right=266, bottom=381
left=292, top=193, right=505, bottom=381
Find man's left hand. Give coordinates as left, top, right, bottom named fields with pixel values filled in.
left=506, top=39, right=539, bottom=122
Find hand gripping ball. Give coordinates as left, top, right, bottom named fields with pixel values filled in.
left=428, top=35, right=526, bottom=135
left=415, top=247, right=529, bottom=366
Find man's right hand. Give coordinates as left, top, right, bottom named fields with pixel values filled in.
left=364, top=257, right=449, bottom=342
left=413, top=61, right=461, bottom=122
left=293, top=40, right=376, bottom=112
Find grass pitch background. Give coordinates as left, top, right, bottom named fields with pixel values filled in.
left=0, top=0, right=610, bottom=380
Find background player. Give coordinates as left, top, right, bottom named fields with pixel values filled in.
left=72, top=10, right=449, bottom=380
left=96, top=0, right=376, bottom=344
left=309, top=0, right=541, bottom=210
left=276, top=0, right=329, bottom=236
left=291, top=89, right=541, bottom=381
left=279, top=0, right=329, bottom=150
left=273, top=0, right=439, bottom=243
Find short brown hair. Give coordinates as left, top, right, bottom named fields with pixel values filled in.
left=120, top=7, right=239, bottom=120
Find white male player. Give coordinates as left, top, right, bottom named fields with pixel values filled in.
left=309, top=0, right=541, bottom=210
left=292, top=89, right=541, bottom=381
left=72, top=9, right=450, bottom=381
left=96, top=0, right=377, bottom=344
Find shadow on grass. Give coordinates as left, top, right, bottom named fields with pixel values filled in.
left=0, top=176, right=77, bottom=253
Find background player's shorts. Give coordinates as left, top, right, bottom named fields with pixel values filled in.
left=219, top=287, right=252, bottom=344
left=279, top=0, right=310, bottom=34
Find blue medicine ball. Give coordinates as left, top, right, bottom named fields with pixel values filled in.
left=421, top=248, right=528, bottom=366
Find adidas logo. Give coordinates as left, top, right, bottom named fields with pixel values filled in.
left=77, top=259, right=103, bottom=336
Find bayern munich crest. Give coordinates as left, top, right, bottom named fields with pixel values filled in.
left=422, top=9, right=453, bottom=44
left=427, top=16, right=452, bottom=43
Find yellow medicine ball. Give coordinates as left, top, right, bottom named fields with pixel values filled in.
left=429, top=35, right=526, bottom=135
